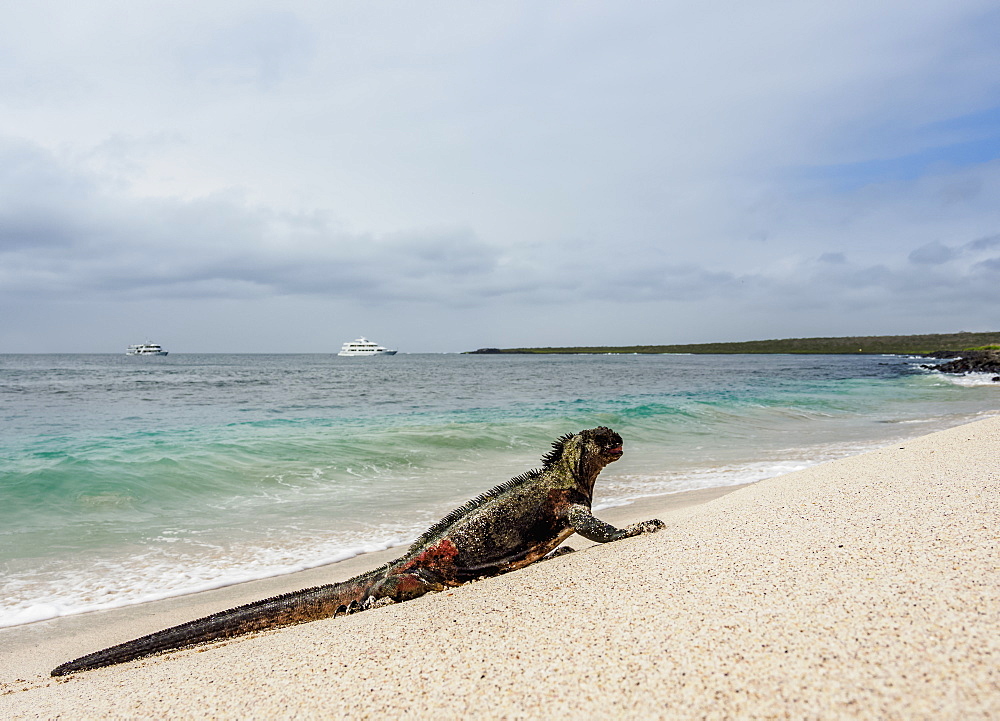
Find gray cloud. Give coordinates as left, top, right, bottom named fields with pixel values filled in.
left=966, top=233, right=1000, bottom=252
left=908, top=241, right=957, bottom=265
left=2, top=3, right=1000, bottom=351
left=973, top=257, right=1000, bottom=272
left=0, top=139, right=518, bottom=305
left=907, top=233, right=1000, bottom=267
left=3, top=134, right=1000, bottom=319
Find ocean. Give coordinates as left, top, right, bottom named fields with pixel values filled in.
left=1, top=352, right=997, bottom=629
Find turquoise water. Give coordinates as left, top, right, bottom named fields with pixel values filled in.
left=1, top=353, right=996, bottom=627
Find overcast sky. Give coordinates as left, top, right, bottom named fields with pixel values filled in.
left=2, top=1, right=1000, bottom=352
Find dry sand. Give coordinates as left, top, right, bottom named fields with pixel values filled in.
left=1, top=417, right=998, bottom=719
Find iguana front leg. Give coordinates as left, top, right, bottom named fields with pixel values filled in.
left=566, top=504, right=665, bottom=543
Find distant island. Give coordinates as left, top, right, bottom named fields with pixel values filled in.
left=465, top=331, right=1000, bottom=356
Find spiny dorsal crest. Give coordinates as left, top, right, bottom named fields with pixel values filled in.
left=408, top=430, right=584, bottom=552
left=408, top=469, right=541, bottom=551
left=540, top=431, right=576, bottom=468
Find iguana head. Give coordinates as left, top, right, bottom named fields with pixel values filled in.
left=543, top=426, right=624, bottom=470
left=581, top=426, right=624, bottom=464
left=541, top=427, right=624, bottom=496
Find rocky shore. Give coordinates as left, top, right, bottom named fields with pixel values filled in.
left=922, top=350, right=1000, bottom=379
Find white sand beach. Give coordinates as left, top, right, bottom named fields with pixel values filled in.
left=2, top=416, right=998, bottom=718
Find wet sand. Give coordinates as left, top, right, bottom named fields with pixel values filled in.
left=2, top=417, right=998, bottom=718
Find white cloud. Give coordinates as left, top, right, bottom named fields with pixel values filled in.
left=1, top=2, right=1000, bottom=351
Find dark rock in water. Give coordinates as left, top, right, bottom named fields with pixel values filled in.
left=993, top=377, right=1000, bottom=383
left=468, top=348, right=505, bottom=354
left=921, top=350, right=1000, bottom=375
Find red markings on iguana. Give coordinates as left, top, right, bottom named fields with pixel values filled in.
left=401, top=537, right=459, bottom=571
left=52, top=427, right=664, bottom=676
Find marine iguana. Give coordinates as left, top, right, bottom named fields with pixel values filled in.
left=52, top=426, right=664, bottom=676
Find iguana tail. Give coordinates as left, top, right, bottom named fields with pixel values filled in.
left=51, top=568, right=386, bottom=676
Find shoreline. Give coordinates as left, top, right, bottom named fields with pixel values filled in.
left=4, top=352, right=996, bottom=638
left=3, top=417, right=999, bottom=717
left=0, top=483, right=746, bottom=685
left=0, top=481, right=756, bottom=635
left=4, top=404, right=986, bottom=634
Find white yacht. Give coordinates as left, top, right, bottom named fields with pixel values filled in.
left=337, top=337, right=397, bottom=356
left=126, top=342, right=169, bottom=356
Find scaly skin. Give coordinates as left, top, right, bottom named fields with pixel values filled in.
left=51, top=426, right=664, bottom=676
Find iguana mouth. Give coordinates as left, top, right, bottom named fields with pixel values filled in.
left=606, top=445, right=623, bottom=458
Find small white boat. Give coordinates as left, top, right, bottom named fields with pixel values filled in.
left=337, top=337, right=397, bottom=356
left=126, top=342, right=169, bottom=356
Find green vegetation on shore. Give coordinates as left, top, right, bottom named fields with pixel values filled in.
left=465, top=331, right=1000, bottom=355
